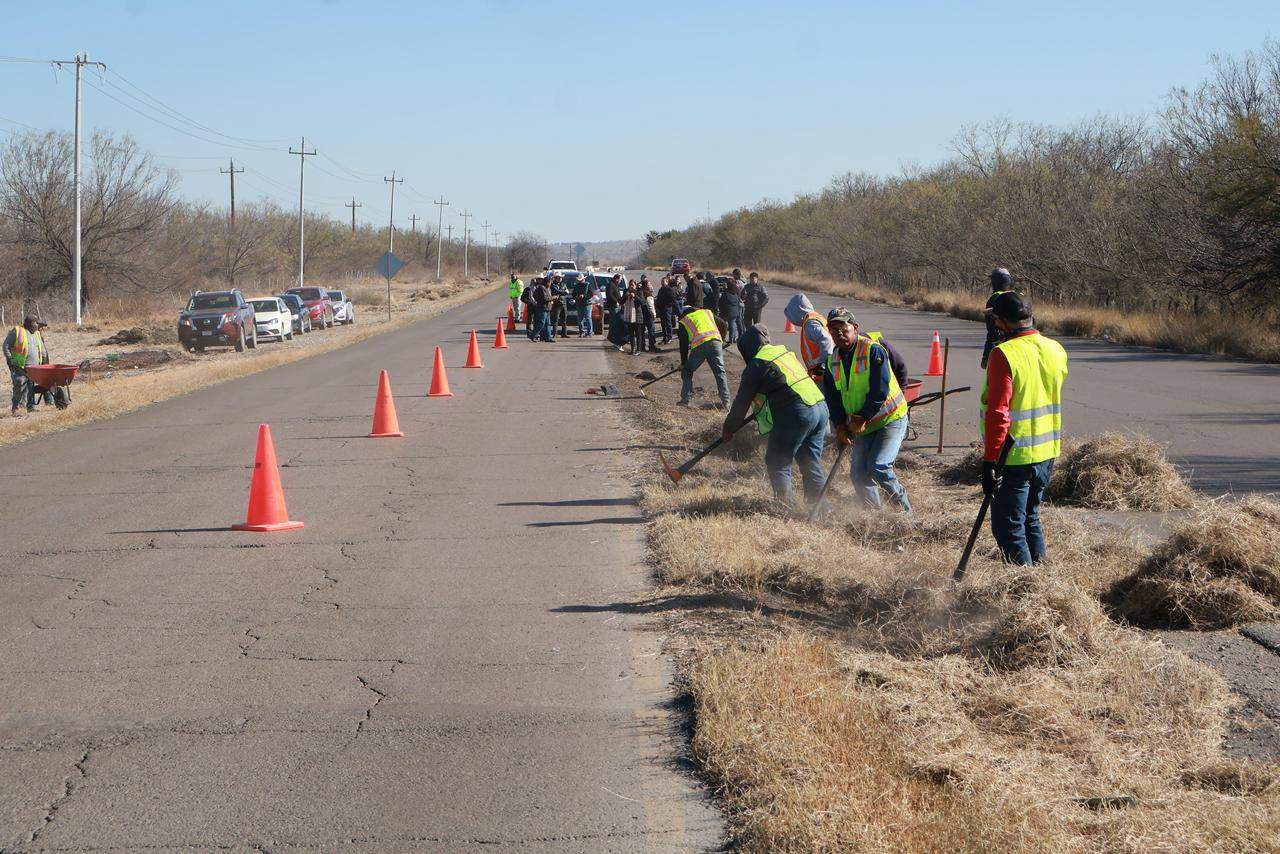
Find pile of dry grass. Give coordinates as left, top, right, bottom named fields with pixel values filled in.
left=1048, top=433, right=1195, bottom=510
left=687, top=589, right=1278, bottom=852
left=1109, top=496, right=1280, bottom=628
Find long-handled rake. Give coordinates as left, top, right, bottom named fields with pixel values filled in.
left=658, top=413, right=757, bottom=483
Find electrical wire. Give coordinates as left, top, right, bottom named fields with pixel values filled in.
left=83, top=77, right=280, bottom=152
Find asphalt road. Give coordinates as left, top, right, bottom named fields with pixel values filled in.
left=745, top=279, right=1280, bottom=495
left=0, top=288, right=720, bottom=850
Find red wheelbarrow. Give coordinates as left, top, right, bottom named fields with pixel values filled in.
left=24, top=364, right=78, bottom=411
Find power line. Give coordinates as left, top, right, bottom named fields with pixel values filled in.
left=102, top=67, right=293, bottom=146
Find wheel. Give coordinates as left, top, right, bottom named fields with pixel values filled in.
left=347, top=310, right=355, bottom=325
left=234, top=326, right=245, bottom=352
left=246, top=330, right=257, bottom=349
left=194, top=344, right=205, bottom=353
left=286, top=329, right=294, bottom=341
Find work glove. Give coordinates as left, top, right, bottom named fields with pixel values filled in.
left=835, top=423, right=853, bottom=447
left=982, top=461, right=1001, bottom=497
left=847, top=415, right=867, bottom=435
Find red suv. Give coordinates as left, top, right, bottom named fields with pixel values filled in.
left=670, top=258, right=692, bottom=275
left=285, top=286, right=335, bottom=329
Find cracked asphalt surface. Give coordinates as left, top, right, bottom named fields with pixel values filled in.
left=0, top=286, right=721, bottom=851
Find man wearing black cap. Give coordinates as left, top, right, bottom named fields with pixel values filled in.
left=981, top=292, right=1068, bottom=566
left=981, top=267, right=1017, bottom=369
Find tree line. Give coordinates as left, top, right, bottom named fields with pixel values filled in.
left=641, top=41, right=1280, bottom=319
left=0, top=130, right=548, bottom=319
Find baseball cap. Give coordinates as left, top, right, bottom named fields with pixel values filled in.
left=990, top=291, right=1033, bottom=322
left=826, top=307, right=856, bottom=326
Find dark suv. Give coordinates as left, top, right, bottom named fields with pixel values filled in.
left=178, top=290, right=257, bottom=352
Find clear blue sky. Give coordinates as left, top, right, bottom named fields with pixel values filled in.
left=2, top=1, right=1275, bottom=243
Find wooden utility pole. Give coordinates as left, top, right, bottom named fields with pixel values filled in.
left=408, top=213, right=419, bottom=233
left=289, top=137, right=317, bottom=288
left=344, top=197, right=362, bottom=232
left=220, top=158, right=245, bottom=228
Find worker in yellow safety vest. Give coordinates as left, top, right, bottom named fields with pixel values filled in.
left=980, top=292, right=1068, bottom=565
left=677, top=305, right=730, bottom=407
left=507, top=272, right=524, bottom=323
left=3, top=316, right=48, bottom=415
left=821, top=307, right=912, bottom=512
left=721, top=324, right=830, bottom=509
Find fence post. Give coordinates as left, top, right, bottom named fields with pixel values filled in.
left=937, top=338, right=949, bottom=455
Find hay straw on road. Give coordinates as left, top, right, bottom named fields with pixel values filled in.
left=1048, top=433, right=1194, bottom=511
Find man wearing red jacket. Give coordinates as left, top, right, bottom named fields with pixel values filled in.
left=981, top=292, right=1068, bottom=566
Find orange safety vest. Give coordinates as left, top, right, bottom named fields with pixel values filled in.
left=797, top=310, right=828, bottom=371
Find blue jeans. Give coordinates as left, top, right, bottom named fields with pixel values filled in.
left=578, top=306, right=594, bottom=336
left=680, top=342, right=730, bottom=405
left=992, top=459, right=1054, bottom=565
left=765, top=399, right=828, bottom=506
left=533, top=309, right=553, bottom=341
left=726, top=312, right=744, bottom=344
left=849, top=416, right=911, bottom=511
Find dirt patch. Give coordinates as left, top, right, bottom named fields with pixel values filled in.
left=79, top=348, right=183, bottom=373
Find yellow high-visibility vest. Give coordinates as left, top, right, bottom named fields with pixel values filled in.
left=980, top=332, right=1068, bottom=465
left=679, top=308, right=722, bottom=350
left=9, top=327, right=38, bottom=369
left=749, top=344, right=824, bottom=435
left=827, top=334, right=907, bottom=435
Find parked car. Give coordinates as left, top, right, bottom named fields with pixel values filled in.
left=250, top=297, right=294, bottom=342
left=544, top=260, right=578, bottom=276
left=277, top=293, right=312, bottom=335
left=178, top=289, right=256, bottom=352
left=285, top=286, right=335, bottom=329
left=670, top=258, right=692, bottom=276
left=327, top=290, right=355, bottom=325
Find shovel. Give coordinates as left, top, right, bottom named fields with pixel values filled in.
left=952, top=436, right=1014, bottom=582
left=659, top=413, right=757, bottom=484
left=636, top=365, right=681, bottom=397
left=806, top=443, right=847, bottom=521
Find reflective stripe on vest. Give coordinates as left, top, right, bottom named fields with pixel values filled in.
left=679, top=308, right=722, bottom=349
left=797, top=310, right=828, bottom=370
left=980, top=332, right=1068, bottom=466
left=749, top=344, right=825, bottom=435
left=826, top=335, right=907, bottom=434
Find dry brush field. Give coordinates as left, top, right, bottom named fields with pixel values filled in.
left=607, top=347, right=1280, bottom=852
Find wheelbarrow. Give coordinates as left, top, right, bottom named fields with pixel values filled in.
left=904, top=380, right=971, bottom=442
left=24, top=364, right=78, bottom=410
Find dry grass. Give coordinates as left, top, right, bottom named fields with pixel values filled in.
left=763, top=270, right=1280, bottom=363
left=609, top=345, right=1279, bottom=850
left=1109, top=496, right=1280, bottom=629
left=1048, top=433, right=1196, bottom=511
left=0, top=278, right=496, bottom=448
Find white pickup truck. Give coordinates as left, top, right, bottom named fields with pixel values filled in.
left=543, top=260, right=578, bottom=276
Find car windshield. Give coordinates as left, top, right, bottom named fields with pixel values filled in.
left=188, top=293, right=236, bottom=310
left=550, top=262, right=574, bottom=270
left=250, top=300, right=279, bottom=313
left=327, top=291, right=344, bottom=300
left=290, top=288, right=325, bottom=301
left=278, top=295, right=301, bottom=309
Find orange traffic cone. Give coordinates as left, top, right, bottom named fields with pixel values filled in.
left=368, top=370, right=404, bottom=438
left=506, top=306, right=518, bottom=333
left=493, top=317, right=509, bottom=349
left=232, top=424, right=304, bottom=532
left=464, top=329, right=484, bottom=368
left=784, top=317, right=798, bottom=333
left=428, top=346, right=453, bottom=397
left=925, top=330, right=945, bottom=376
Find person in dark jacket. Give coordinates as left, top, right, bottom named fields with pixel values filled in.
left=549, top=275, right=569, bottom=338
left=742, top=271, right=769, bottom=325
left=531, top=279, right=555, bottom=342
left=981, top=267, right=1016, bottom=369
left=640, top=282, right=658, bottom=352
left=684, top=274, right=702, bottom=309
left=722, top=324, right=828, bottom=509
left=718, top=280, right=744, bottom=344
left=655, top=277, right=677, bottom=344
left=521, top=277, right=540, bottom=340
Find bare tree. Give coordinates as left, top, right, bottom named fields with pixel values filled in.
left=0, top=130, right=179, bottom=306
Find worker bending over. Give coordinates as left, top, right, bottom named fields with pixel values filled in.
left=783, top=293, right=834, bottom=378
left=981, top=292, right=1068, bottom=565
left=722, top=325, right=828, bottom=510
left=3, top=316, right=48, bottom=416
left=822, top=307, right=911, bottom=512
left=677, top=304, right=730, bottom=408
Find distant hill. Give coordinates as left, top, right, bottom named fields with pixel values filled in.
left=547, top=239, right=644, bottom=267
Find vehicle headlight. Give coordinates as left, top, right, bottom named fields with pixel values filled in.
left=179, top=317, right=192, bottom=327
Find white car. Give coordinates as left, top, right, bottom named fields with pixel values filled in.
left=327, top=290, right=356, bottom=325
left=250, top=297, right=294, bottom=342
